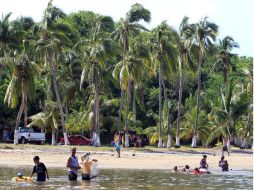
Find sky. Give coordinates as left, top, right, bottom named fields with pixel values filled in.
left=0, top=0, right=253, bottom=56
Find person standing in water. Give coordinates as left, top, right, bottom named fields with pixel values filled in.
left=219, top=156, right=225, bottom=167
left=80, top=152, right=98, bottom=180
left=199, top=155, right=208, bottom=169
left=67, top=147, right=81, bottom=181
left=219, top=156, right=229, bottom=172
left=30, top=156, right=49, bottom=182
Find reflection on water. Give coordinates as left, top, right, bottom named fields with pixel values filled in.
left=0, top=167, right=252, bottom=190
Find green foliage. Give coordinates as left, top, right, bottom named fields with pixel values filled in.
left=0, top=1, right=252, bottom=148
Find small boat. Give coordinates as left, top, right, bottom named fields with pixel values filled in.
left=12, top=176, right=33, bottom=182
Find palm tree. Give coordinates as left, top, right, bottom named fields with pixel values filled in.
left=4, top=53, right=39, bottom=144
left=0, top=13, right=23, bottom=81
left=181, top=94, right=210, bottom=146
left=206, top=79, right=250, bottom=147
left=175, top=16, right=195, bottom=147
left=240, top=68, right=253, bottom=148
left=36, top=0, right=73, bottom=145
left=217, top=36, right=239, bottom=96
left=79, top=16, right=115, bottom=146
left=28, top=101, right=59, bottom=145
left=149, top=21, right=177, bottom=147
left=187, top=17, right=218, bottom=147
left=112, top=3, right=151, bottom=147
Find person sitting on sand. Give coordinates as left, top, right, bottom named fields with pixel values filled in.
left=67, top=147, right=81, bottom=181
left=199, top=155, right=208, bottom=169
left=30, top=156, right=49, bottom=182
left=80, top=152, right=98, bottom=180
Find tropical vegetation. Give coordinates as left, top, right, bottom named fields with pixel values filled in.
left=0, top=1, right=252, bottom=148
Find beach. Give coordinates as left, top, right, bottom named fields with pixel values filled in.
left=0, top=144, right=252, bottom=171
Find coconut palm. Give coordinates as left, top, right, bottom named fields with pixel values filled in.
left=206, top=79, right=250, bottom=147
left=0, top=13, right=24, bottom=81
left=4, top=53, right=39, bottom=144
left=174, top=16, right=196, bottom=147
left=180, top=94, right=210, bottom=146
left=240, top=68, right=253, bottom=148
left=112, top=3, right=151, bottom=147
left=35, top=0, right=73, bottom=145
left=186, top=17, right=218, bottom=147
left=149, top=21, right=177, bottom=147
left=28, top=101, right=59, bottom=145
left=216, top=36, right=239, bottom=95
left=79, top=16, right=115, bottom=146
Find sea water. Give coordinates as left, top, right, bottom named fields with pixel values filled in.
left=0, top=167, right=252, bottom=190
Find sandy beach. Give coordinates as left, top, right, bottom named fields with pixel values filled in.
left=0, top=145, right=252, bottom=171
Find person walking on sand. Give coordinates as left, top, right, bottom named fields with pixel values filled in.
left=222, top=136, right=230, bottom=156
left=30, top=156, right=49, bottom=182
left=115, top=143, right=121, bottom=158
left=67, top=147, right=81, bottom=181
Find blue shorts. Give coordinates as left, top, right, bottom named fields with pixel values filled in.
left=116, top=146, right=120, bottom=151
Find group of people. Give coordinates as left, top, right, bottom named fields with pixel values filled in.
left=16, top=147, right=98, bottom=182
left=16, top=150, right=230, bottom=182
left=173, top=155, right=229, bottom=174
left=66, top=147, right=98, bottom=181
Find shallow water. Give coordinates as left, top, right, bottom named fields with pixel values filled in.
left=0, top=167, right=252, bottom=190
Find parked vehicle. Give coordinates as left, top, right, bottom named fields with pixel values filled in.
left=18, top=127, right=45, bottom=144
left=60, top=135, right=91, bottom=145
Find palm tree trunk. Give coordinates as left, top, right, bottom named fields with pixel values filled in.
left=117, top=88, right=124, bottom=133
left=65, top=106, right=68, bottom=122
left=52, top=132, right=56, bottom=145
left=176, top=57, right=182, bottom=148
left=192, top=53, right=202, bottom=148
left=158, top=62, right=163, bottom=148
left=94, top=70, right=101, bottom=147
left=14, top=79, right=26, bottom=145
left=24, top=88, right=28, bottom=128
left=223, top=62, right=227, bottom=96
left=161, top=71, right=171, bottom=148
left=0, top=64, right=2, bottom=82
left=132, top=81, right=136, bottom=121
left=240, top=112, right=251, bottom=149
left=124, top=78, right=131, bottom=148
left=47, top=52, right=69, bottom=145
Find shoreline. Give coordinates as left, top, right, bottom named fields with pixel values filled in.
left=0, top=146, right=252, bottom=171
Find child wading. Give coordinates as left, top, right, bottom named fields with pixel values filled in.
left=80, top=152, right=98, bottom=180
left=30, top=156, right=49, bottom=182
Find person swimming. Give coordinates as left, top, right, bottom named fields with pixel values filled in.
left=173, top=166, right=178, bottom=172
left=180, top=165, right=191, bottom=172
